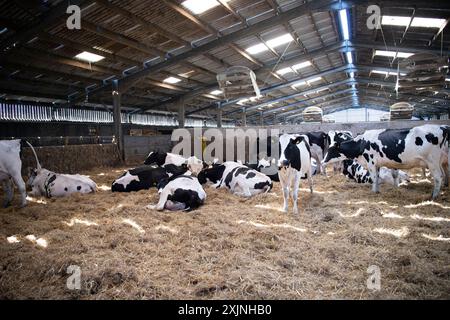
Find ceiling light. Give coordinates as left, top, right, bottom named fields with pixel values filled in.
left=181, top=0, right=228, bottom=15
left=291, top=81, right=306, bottom=89
left=75, top=51, right=105, bottom=63
left=210, top=90, right=223, bottom=95
left=338, top=9, right=350, bottom=40
left=350, top=71, right=355, bottom=78
left=374, top=50, right=413, bottom=58
left=163, top=76, right=181, bottom=84
left=291, top=61, right=311, bottom=70
left=346, top=51, right=353, bottom=64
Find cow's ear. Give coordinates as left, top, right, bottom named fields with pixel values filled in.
left=291, top=136, right=303, bottom=144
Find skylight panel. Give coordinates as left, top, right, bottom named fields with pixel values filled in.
left=181, top=0, right=228, bottom=15
left=163, top=76, right=181, bottom=84
left=291, top=61, right=312, bottom=70
left=75, top=51, right=104, bottom=63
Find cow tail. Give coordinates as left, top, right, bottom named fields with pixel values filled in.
left=23, top=140, right=42, bottom=171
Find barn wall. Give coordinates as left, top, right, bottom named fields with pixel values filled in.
left=21, top=144, right=122, bottom=175
left=184, top=119, right=450, bottom=162
left=124, top=135, right=173, bottom=164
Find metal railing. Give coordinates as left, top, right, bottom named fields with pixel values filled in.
left=0, top=136, right=115, bottom=146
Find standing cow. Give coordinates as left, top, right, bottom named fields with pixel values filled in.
left=304, top=131, right=328, bottom=175
left=278, top=134, right=313, bottom=214
left=0, top=139, right=28, bottom=207
left=323, top=124, right=449, bottom=199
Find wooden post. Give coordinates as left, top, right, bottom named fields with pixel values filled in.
left=112, top=79, right=124, bottom=161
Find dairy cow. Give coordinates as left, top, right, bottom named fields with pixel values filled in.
left=278, top=134, right=313, bottom=214
left=144, top=151, right=205, bottom=175
left=149, top=175, right=206, bottom=211
left=0, top=139, right=28, bottom=207
left=342, top=159, right=410, bottom=185
left=197, top=161, right=272, bottom=197
left=324, top=124, right=449, bottom=199
left=304, top=132, right=328, bottom=175
left=111, top=164, right=189, bottom=192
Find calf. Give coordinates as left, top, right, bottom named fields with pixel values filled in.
left=197, top=161, right=272, bottom=197
left=152, top=175, right=206, bottom=211
left=327, top=130, right=353, bottom=173
left=111, top=164, right=188, bottom=192
left=243, top=158, right=280, bottom=182
left=144, top=151, right=204, bottom=175
left=0, top=139, right=28, bottom=207
left=28, top=169, right=96, bottom=198
left=342, top=159, right=410, bottom=185
left=278, top=134, right=313, bottom=214
left=324, top=124, right=449, bottom=199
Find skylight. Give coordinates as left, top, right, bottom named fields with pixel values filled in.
left=246, top=33, right=293, bottom=55
left=371, top=70, right=406, bottom=77
left=75, top=51, right=105, bottom=63
left=292, top=61, right=312, bottom=70
left=374, top=50, right=413, bottom=59
left=382, top=16, right=447, bottom=29
left=291, top=81, right=306, bottom=89
left=181, top=0, right=228, bottom=15
left=411, top=17, right=447, bottom=28
left=338, top=9, right=350, bottom=40
left=163, top=76, right=181, bottom=84
left=276, top=67, right=294, bottom=75
left=307, top=77, right=322, bottom=84
left=276, top=61, right=311, bottom=75
left=210, top=90, right=223, bottom=95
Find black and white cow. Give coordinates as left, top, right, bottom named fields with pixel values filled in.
left=0, top=139, right=28, bottom=207
left=197, top=161, right=272, bottom=197
left=278, top=134, right=313, bottom=214
left=28, top=169, right=97, bottom=198
left=111, top=164, right=189, bottom=192
left=327, top=130, right=354, bottom=173
left=144, top=151, right=204, bottom=175
left=324, top=124, right=449, bottom=199
left=304, top=131, right=328, bottom=175
left=149, top=175, right=206, bottom=211
left=342, top=159, right=410, bottom=185
left=241, top=158, right=281, bottom=182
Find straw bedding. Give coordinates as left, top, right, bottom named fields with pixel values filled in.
left=0, top=167, right=449, bottom=299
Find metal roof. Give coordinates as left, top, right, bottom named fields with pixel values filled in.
left=0, top=0, right=449, bottom=125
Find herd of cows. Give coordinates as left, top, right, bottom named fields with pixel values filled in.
left=0, top=124, right=448, bottom=214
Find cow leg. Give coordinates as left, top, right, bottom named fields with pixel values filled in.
left=2, top=179, right=14, bottom=208
left=307, top=167, right=314, bottom=194
left=430, top=166, right=443, bottom=200
left=292, top=173, right=302, bottom=215
left=278, top=170, right=290, bottom=213
left=369, top=166, right=380, bottom=193
left=440, top=162, right=448, bottom=187
left=422, top=167, right=427, bottom=179
left=391, top=169, right=399, bottom=187
left=10, top=170, right=27, bottom=207
left=155, top=188, right=172, bottom=211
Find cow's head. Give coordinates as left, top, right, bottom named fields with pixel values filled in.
left=197, top=164, right=225, bottom=185
left=323, top=139, right=365, bottom=164
left=257, top=158, right=271, bottom=169
left=327, top=130, right=353, bottom=149
left=278, top=134, right=306, bottom=170
left=26, top=167, right=39, bottom=188
left=186, top=156, right=204, bottom=176
left=144, top=151, right=166, bottom=165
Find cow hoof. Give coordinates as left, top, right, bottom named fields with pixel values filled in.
left=18, top=203, right=27, bottom=208
left=3, top=202, right=11, bottom=208
left=145, top=204, right=157, bottom=210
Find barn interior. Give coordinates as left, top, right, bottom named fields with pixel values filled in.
left=0, top=0, right=449, bottom=300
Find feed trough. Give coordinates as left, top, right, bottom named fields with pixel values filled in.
left=390, top=102, right=414, bottom=120
left=302, top=106, right=323, bottom=122
left=397, top=53, right=448, bottom=93
left=217, top=66, right=261, bottom=100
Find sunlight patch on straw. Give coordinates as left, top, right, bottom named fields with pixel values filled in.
left=373, top=226, right=409, bottom=238
left=7, top=236, right=20, bottom=243
left=404, top=201, right=450, bottom=210
left=300, top=188, right=337, bottom=194
left=254, top=204, right=285, bottom=212
left=237, top=220, right=307, bottom=233
left=65, top=218, right=99, bottom=227
left=338, top=208, right=364, bottom=218
left=155, top=225, right=178, bottom=234
left=26, top=196, right=47, bottom=204
left=381, top=211, right=404, bottom=219
left=422, top=234, right=450, bottom=242
left=410, top=214, right=450, bottom=222
left=122, top=218, right=145, bottom=234
left=98, top=184, right=111, bottom=191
